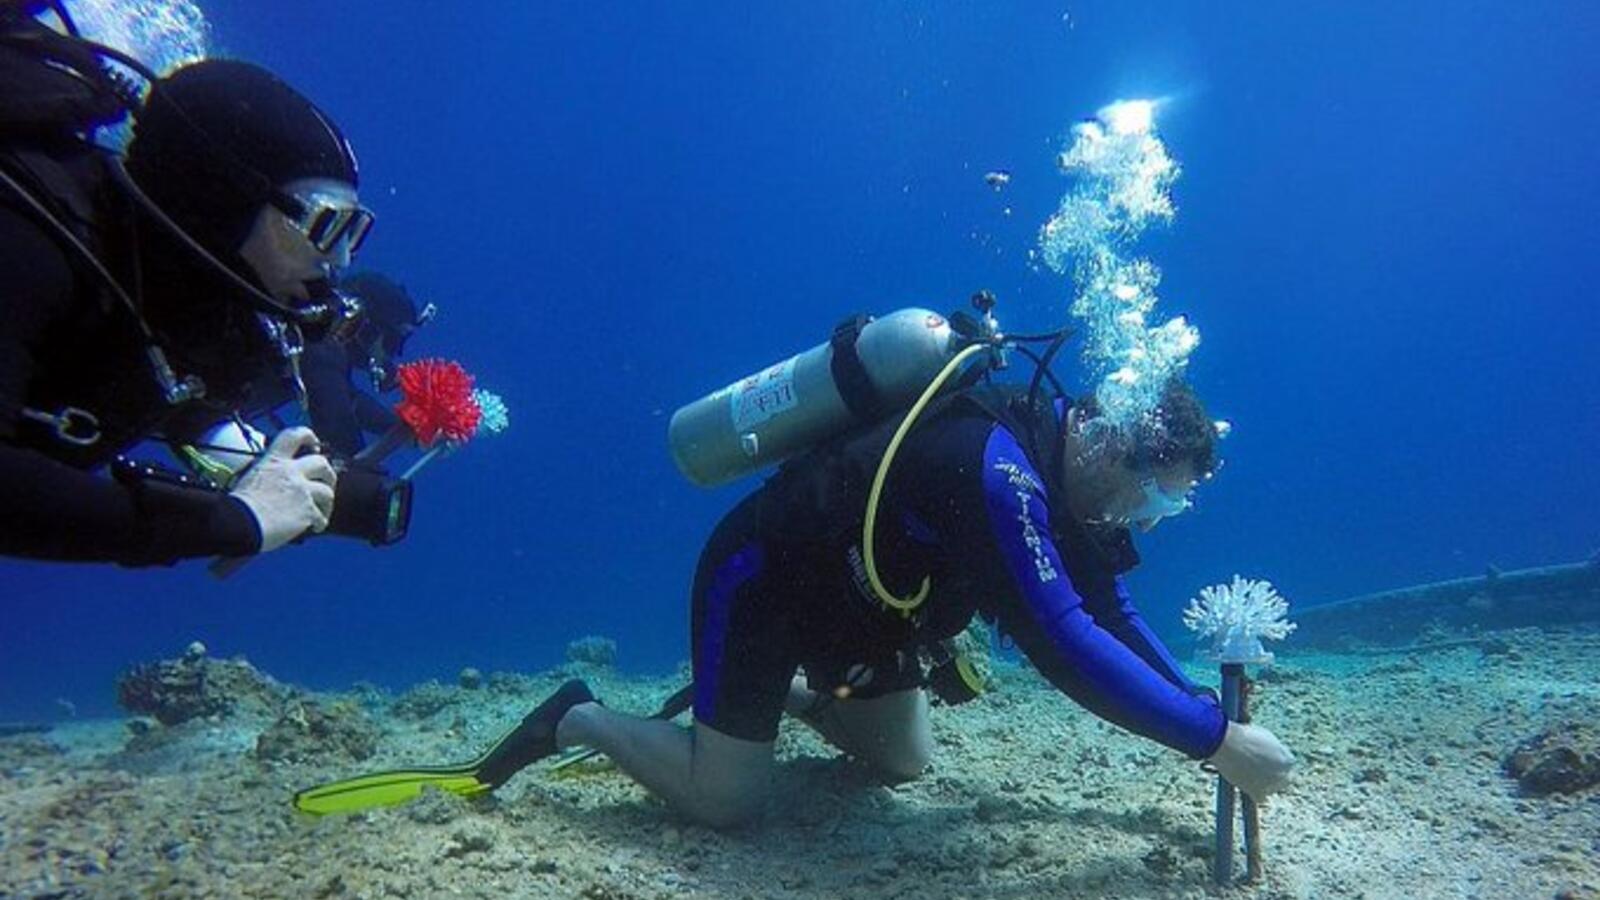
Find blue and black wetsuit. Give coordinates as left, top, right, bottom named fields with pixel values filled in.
left=690, top=391, right=1227, bottom=760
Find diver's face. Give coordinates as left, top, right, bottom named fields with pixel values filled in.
left=237, top=178, right=362, bottom=304
left=1061, top=408, right=1198, bottom=532
left=1100, top=461, right=1198, bottom=532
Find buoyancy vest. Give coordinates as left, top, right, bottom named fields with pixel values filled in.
left=761, top=382, right=1141, bottom=625
left=0, top=10, right=131, bottom=142
left=0, top=14, right=262, bottom=467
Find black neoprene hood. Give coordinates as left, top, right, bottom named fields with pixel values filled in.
left=124, top=58, right=358, bottom=253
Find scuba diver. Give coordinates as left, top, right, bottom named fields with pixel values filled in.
left=0, top=3, right=376, bottom=565
left=296, top=299, right=1296, bottom=829
left=180, top=271, right=432, bottom=550
left=221, top=271, right=433, bottom=460
left=295, top=271, right=433, bottom=458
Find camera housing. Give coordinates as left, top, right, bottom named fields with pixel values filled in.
left=326, top=464, right=411, bottom=546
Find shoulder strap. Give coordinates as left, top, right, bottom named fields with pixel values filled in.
left=0, top=13, right=130, bottom=140
left=0, top=144, right=129, bottom=323
left=2, top=145, right=98, bottom=229
left=954, top=383, right=1060, bottom=472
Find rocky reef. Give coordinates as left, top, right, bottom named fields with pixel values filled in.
left=5, top=626, right=1599, bottom=899
left=1505, top=714, right=1600, bottom=796
left=565, top=635, right=618, bottom=668
left=254, top=698, right=380, bottom=764
left=114, top=641, right=285, bottom=726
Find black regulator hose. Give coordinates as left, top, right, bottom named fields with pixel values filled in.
left=105, top=157, right=331, bottom=327
left=1022, top=327, right=1074, bottom=412
left=8, top=12, right=333, bottom=329
left=1002, top=325, right=1076, bottom=344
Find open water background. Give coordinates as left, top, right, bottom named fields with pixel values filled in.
left=3, top=2, right=1596, bottom=718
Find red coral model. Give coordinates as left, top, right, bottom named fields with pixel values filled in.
left=395, top=359, right=482, bottom=448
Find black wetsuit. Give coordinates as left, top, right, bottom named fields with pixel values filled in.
left=690, top=393, right=1227, bottom=760
left=298, top=337, right=398, bottom=457
left=243, top=337, right=398, bottom=459
left=0, top=144, right=266, bottom=565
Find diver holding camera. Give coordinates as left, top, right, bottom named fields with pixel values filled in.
left=0, top=2, right=403, bottom=564
left=182, top=271, right=438, bottom=552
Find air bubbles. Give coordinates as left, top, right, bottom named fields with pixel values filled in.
left=69, top=0, right=210, bottom=76
left=63, top=0, right=211, bottom=149
left=1098, top=99, right=1156, bottom=136
left=1036, top=98, right=1198, bottom=432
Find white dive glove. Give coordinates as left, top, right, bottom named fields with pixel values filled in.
left=229, top=427, right=338, bottom=553
left=1207, top=721, right=1296, bottom=800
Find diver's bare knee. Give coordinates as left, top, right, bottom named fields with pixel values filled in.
left=683, top=785, right=766, bottom=830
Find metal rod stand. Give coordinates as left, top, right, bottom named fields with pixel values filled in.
left=1239, top=674, right=1263, bottom=882
left=1213, top=662, right=1242, bottom=885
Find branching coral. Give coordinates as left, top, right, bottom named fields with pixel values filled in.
left=471, top=389, right=510, bottom=436
left=1183, top=575, right=1297, bottom=663
left=395, top=359, right=481, bottom=447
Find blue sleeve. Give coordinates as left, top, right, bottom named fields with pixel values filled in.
left=974, top=427, right=1226, bottom=759
left=1085, top=576, right=1210, bottom=698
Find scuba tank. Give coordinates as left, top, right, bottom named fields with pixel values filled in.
left=669, top=308, right=964, bottom=487
left=670, top=297, right=1032, bottom=704
left=671, top=293, right=1071, bottom=619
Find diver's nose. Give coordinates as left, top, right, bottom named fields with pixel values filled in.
left=323, top=241, right=352, bottom=272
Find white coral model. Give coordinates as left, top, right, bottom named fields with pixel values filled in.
left=1183, top=576, right=1297, bottom=664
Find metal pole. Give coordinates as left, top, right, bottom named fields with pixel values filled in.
left=355, top=421, right=413, bottom=467
left=399, top=444, right=446, bottom=481
left=1240, top=675, right=1263, bottom=882
left=1213, top=662, right=1244, bottom=885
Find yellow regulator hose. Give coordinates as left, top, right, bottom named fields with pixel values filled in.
left=863, top=342, right=990, bottom=617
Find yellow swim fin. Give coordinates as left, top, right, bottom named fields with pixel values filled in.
left=294, top=679, right=597, bottom=816
left=292, top=764, right=492, bottom=815
left=294, top=682, right=696, bottom=816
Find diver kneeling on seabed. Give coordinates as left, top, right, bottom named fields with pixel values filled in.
left=0, top=2, right=412, bottom=563
left=297, top=292, right=1295, bottom=828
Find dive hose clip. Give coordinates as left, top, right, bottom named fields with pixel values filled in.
left=415, top=300, right=438, bottom=327
left=260, top=315, right=310, bottom=411
left=366, top=360, right=389, bottom=394
left=21, top=404, right=101, bottom=447
left=145, top=345, right=205, bottom=406
left=924, top=639, right=986, bottom=706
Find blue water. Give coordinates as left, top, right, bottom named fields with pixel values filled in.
left=3, top=2, right=1597, bottom=719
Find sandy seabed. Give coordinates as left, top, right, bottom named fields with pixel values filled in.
left=2, top=627, right=1597, bottom=900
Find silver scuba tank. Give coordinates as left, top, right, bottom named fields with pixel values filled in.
left=668, top=308, right=961, bottom=487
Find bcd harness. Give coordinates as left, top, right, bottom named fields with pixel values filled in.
left=0, top=10, right=316, bottom=459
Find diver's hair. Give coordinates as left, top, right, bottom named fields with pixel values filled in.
left=1077, top=378, right=1218, bottom=476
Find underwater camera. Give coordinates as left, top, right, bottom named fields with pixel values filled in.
left=325, top=462, right=412, bottom=547
left=113, top=455, right=412, bottom=548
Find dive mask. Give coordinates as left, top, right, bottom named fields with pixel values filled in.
left=1128, top=477, right=1191, bottom=531
left=272, top=188, right=375, bottom=256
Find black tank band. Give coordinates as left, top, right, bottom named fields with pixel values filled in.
left=829, top=314, right=884, bottom=423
